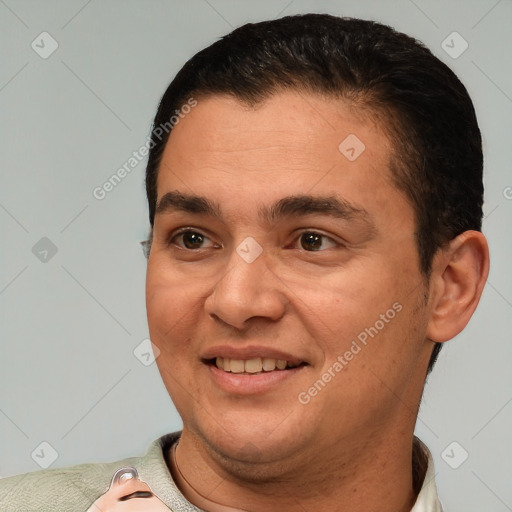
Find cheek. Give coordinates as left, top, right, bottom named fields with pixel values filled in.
left=285, top=260, right=423, bottom=394
left=146, top=257, right=207, bottom=335
left=145, top=262, right=207, bottom=390
left=147, top=275, right=205, bottom=414
left=279, top=261, right=403, bottom=344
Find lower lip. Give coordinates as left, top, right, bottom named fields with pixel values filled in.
left=207, top=363, right=306, bottom=395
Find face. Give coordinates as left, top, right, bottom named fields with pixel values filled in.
left=146, top=91, right=433, bottom=471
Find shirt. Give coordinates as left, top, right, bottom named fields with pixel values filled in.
left=0, top=432, right=443, bottom=511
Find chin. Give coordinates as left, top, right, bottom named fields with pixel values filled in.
left=204, top=432, right=300, bottom=482
left=191, top=409, right=310, bottom=470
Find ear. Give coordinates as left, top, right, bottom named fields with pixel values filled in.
left=426, top=230, right=489, bottom=343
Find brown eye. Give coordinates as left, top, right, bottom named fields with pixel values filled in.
left=300, top=232, right=324, bottom=251
left=181, top=231, right=205, bottom=249
left=296, top=231, right=339, bottom=252
left=171, top=229, right=216, bottom=250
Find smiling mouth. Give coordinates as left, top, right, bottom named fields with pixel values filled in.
left=206, top=357, right=307, bottom=375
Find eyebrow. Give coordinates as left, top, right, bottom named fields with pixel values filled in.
left=155, top=191, right=375, bottom=230
left=263, top=195, right=373, bottom=227
left=156, top=191, right=221, bottom=218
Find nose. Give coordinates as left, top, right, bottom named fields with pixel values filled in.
left=204, top=243, right=287, bottom=330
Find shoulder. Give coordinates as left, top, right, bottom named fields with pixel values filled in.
left=0, top=456, right=141, bottom=511
left=0, top=433, right=179, bottom=512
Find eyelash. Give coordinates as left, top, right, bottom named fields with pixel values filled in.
left=168, top=228, right=340, bottom=251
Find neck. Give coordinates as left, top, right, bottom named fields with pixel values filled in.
left=167, top=426, right=418, bottom=512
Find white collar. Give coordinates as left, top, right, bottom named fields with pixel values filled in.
left=410, top=438, right=443, bottom=512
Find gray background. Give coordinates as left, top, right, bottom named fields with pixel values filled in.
left=1, top=0, right=511, bottom=510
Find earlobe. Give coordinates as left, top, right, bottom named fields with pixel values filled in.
left=426, top=230, right=489, bottom=343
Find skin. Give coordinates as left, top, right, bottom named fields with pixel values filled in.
left=87, top=470, right=169, bottom=512
left=145, top=91, right=489, bottom=512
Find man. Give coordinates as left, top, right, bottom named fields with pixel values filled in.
left=0, top=13, right=489, bottom=512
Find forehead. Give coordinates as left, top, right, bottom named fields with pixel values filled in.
left=155, top=91, right=409, bottom=227
left=161, top=91, right=392, bottom=170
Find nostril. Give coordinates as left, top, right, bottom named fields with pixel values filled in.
left=119, top=491, right=154, bottom=501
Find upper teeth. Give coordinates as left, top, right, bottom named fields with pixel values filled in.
left=215, top=357, right=297, bottom=373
